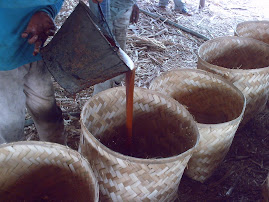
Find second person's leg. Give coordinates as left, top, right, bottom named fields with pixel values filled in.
left=93, top=1, right=133, bottom=95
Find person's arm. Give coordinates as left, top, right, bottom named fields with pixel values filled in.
left=21, top=0, right=64, bottom=56
left=39, top=0, right=64, bottom=19
left=0, top=0, right=63, bottom=8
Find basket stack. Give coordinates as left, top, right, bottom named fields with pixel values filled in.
left=235, top=21, right=269, bottom=44
left=0, top=141, right=99, bottom=201
left=149, top=69, right=246, bottom=182
left=197, top=36, right=269, bottom=126
left=80, top=86, right=199, bottom=201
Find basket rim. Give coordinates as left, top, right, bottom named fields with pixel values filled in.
left=235, top=20, right=269, bottom=36
left=80, top=86, right=200, bottom=165
left=149, top=68, right=246, bottom=127
left=0, top=141, right=83, bottom=158
left=0, top=141, right=99, bottom=201
left=198, top=36, right=269, bottom=73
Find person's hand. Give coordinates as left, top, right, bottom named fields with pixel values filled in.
left=130, top=4, right=139, bottom=24
left=21, top=11, right=56, bottom=56
left=92, top=0, right=103, bottom=3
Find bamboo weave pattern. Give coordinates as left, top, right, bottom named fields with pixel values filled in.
left=80, top=87, right=199, bottom=201
left=150, top=69, right=245, bottom=182
left=197, top=36, right=269, bottom=126
left=0, top=141, right=99, bottom=201
left=235, top=21, right=269, bottom=44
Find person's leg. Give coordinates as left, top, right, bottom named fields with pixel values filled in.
left=0, top=67, right=28, bottom=144
left=159, top=0, right=169, bottom=7
left=100, top=0, right=111, bottom=22
left=24, top=60, right=65, bottom=145
left=112, top=12, right=131, bottom=50
left=111, top=2, right=133, bottom=51
left=174, top=0, right=190, bottom=14
left=89, top=0, right=115, bottom=95
left=88, top=0, right=112, bottom=29
left=93, top=1, right=133, bottom=95
left=92, top=79, right=114, bottom=95
left=0, top=136, right=5, bottom=144
left=110, top=3, right=133, bottom=85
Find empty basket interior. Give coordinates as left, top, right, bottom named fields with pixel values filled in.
left=150, top=69, right=245, bottom=125
left=199, top=36, right=269, bottom=70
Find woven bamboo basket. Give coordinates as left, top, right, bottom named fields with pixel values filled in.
left=263, top=174, right=269, bottom=202
left=80, top=86, right=200, bottom=201
left=197, top=36, right=269, bottom=126
left=0, top=141, right=99, bottom=201
left=149, top=69, right=246, bottom=182
left=235, top=21, right=269, bottom=44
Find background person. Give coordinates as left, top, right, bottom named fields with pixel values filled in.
left=159, top=0, right=191, bottom=15
left=88, top=0, right=139, bottom=95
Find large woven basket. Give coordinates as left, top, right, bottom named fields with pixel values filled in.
left=0, top=141, right=99, bottom=201
left=263, top=174, right=269, bottom=202
left=80, top=86, right=200, bottom=201
left=149, top=69, right=246, bottom=182
left=235, top=21, right=269, bottom=44
left=197, top=36, right=269, bottom=126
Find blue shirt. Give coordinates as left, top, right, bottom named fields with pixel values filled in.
left=0, top=0, right=64, bottom=71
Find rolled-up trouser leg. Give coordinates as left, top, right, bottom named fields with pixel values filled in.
left=112, top=5, right=132, bottom=52
left=88, top=0, right=113, bottom=30
left=24, top=60, right=65, bottom=145
left=92, top=79, right=114, bottom=96
left=90, top=0, right=115, bottom=95
left=0, top=136, right=5, bottom=144
left=174, top=0, right=186, bottom=10
left=0, top=67, right=27, bottom=144
left=92, top=3, right=133, bottom=95
left=111, top=6, right=132, bottom=84
left=159, top=0, right=169, bottom=7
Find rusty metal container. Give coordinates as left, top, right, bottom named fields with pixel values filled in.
left=41, top=2, right=133, bottom=94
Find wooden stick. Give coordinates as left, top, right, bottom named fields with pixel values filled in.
left=139, top=9, right=209, bottom=41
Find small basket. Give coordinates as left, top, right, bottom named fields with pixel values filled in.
left=0, top=141, right=99, bottom=201
left=80, top=86, right=199, bottom=201
left=197, top=36, right=269, bottom=126
left=235, top=21, right=269, bottom=44
left=149, top=69, right=246, bottom=182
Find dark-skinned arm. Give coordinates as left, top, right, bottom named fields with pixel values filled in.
left=21, top=0, right=64, bottom=56
left=20, top=0, right=104, bottom=56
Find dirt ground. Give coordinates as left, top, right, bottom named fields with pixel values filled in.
left=25, top=0, right=269, bottom=201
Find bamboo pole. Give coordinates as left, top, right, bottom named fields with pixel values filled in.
left=139, top=8, right=209, bottom=41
